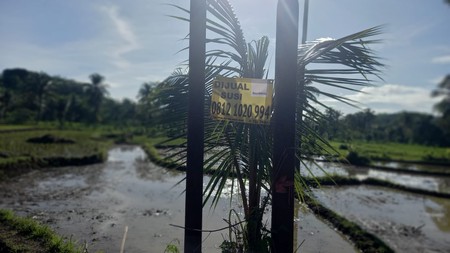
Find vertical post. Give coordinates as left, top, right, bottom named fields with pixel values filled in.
left=296, top=0, right=309, bottom=170
left=301, top=0, right=309, bottom=45
left=272, top=0, right=299, bottom=252
left=184, top=0, right=206, bottom=252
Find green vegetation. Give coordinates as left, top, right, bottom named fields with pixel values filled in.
left=0, top=69, right=142, bottom=128
left=158, top=1, right=385, bottom=251
left=330, top=141, right=450, bottom=165
left=0, top=209, right=84, bottom=253
left=1, top=127, right=447, bottom=252
left=0, top=125, right=40, bottom=132
left=164, top=239, right=181, bottom=253
left=0, top=0, right=447, bottom=252
left=0, top=128, right=114, bottom=176
left=314, top=108, right=450, bottom=147
left=133, top=136, right=184, bottom=170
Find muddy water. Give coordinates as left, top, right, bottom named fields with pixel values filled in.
left=302, top=161, right=450, bottom=194
left=0, top=146, right=356, bottom=253
left=314, top=186, right=450, bottom=253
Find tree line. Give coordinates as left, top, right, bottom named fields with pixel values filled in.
left=312, top=74, right=450, bottom=147
left=1, top=67, right=449, bottom=147
left=0, top=68, right=141, bottom=127
left=312, top=107, right=450, bottom=147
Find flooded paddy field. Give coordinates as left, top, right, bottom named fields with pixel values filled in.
left=313, top=185, right=450, bottom=253
left=0, top=146, right=356, bottom=253
left=303, top=161, right=450, bottom=194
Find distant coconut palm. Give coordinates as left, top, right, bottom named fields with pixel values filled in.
left=86, top=73, right=109, bottom=124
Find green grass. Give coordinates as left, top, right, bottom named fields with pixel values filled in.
left=330, top=141, right=450, bottom=164
left=0, top=124, right=42, bottom=132
left=132, top=136, right=184, bottom=170
left=0, top=209, right=84, bottom=253
left=0, top=128, right=117, bottom=176
left=0, top=130, right=106, bottom=156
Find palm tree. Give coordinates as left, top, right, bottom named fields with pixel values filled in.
left=432, top=75, right=450, bottom=117
left=432, top=75, right=450, bottom=142
left=137, top=82, right=154, bottom=103
left=1, top=68, right=31, bottom=121
left=157, top=0, right=384, bottom=251
left=86, top=73, right=109, bottom=124
left=31, top=72, right=52, bottom=122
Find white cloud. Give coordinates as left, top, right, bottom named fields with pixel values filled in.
left=98, top=4, right=140, bottom=69
left=382, top=23, right=433, bottom=49
left=319, top=84, right=441, bottom=115
left=431, top=55, right=450, bottom=64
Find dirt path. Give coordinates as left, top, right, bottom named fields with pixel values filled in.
left=0, top=146, right=357, bottom=252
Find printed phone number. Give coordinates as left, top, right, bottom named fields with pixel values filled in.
left=211, top=101, right=271, bottom=120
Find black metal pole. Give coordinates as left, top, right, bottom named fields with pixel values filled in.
left=301, top=0, right=309, bottom=45
left=184, top=0, right=206, bottom=252
left=272, top=0, right=299, bottom=252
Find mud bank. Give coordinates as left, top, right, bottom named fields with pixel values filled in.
left=313, top=185, right=450, bottom=253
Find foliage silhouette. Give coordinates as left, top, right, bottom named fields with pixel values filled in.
left=145, top=0, right=385, bottom=251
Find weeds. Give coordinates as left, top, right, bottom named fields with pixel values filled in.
left=331, top=141, right=450, bottom=164
left=164, top=239, right=181, bottom=253
left=0, top=209, right=85, bottom=253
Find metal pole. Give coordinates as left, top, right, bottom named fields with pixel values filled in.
left=184, top=0, right=206, bottom=252
left=296, top=0, right=309, bottom=170
left=272, top=0, right=299, bottom=252
left=301, top=0, right=309, bottom=45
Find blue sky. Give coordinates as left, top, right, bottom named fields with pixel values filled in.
left=1, top=0, right=449, bottom=115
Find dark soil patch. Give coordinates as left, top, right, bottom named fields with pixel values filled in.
left=26, top=134, right=75, bottom=144
left=0, top=154, right=104, bottom=178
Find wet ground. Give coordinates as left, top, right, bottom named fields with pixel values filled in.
left=314, top=186, right=450, bottom=253
left=0, top=146, right=356, bottom=253
left=302, top=161, right=450, bottom=194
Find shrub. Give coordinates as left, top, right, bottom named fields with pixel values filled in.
left=346, top=151, right=371, bottom=166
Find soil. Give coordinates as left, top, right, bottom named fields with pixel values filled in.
left=0, top=146, right=357, bottom=253
left=313, top=185, right=450, bottom=253
left=0, top=223, right=47, bottom=253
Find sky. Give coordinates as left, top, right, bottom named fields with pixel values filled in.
left=0, top=0, right=449, bottom=115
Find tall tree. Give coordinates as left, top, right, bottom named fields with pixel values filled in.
left=43, top=77, right=90, bottom=125
left=86, top=73, right=109, bottom=124
left=432, top=75, right=450, bottom=143
left=432, top=75, right=450, bottom=118
left=136, top=82, right=160, bottom=127
left=1, top=69, right=30, bottom=120
left=137, top=82, right=155, bottom=103
left=31, top=72, right=52, bottom=122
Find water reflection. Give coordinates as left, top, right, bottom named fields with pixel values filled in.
left=315, top=186, right=450, bottom=253
left=301, top=161, right=450, bottom=194
left=134, top=156, right=182, bottom=182
left=373, top=161, right=450, bottom=174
